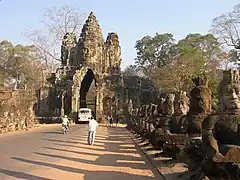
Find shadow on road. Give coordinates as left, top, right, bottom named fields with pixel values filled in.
left=4, top=126, right=164, bottom=179
left=10, top=157, right=157, bottom=180
left=42, top=138, right=80, bottom=144
left=36, top=151, right=147, bottom=169
left=0, top=168, right=54, bottom=180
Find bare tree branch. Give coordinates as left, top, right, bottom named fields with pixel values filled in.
left=211, top=4, right=240, bottom=48
left=23, top=5, right=86, bottom=70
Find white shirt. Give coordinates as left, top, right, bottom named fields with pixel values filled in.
left=62, top=117, right=69, bottom=125
left=88, top=119, right=99, bottom=132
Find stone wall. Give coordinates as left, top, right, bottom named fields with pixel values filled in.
left=0, top=89, right=38, bottom=134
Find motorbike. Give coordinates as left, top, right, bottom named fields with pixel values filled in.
left=62, top=124, right=69, bottom=134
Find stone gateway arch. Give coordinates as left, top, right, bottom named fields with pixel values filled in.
left=37, top=12, right=122, bottom=122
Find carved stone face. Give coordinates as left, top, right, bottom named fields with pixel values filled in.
left=190, top=87, right=212, bottom=114
left=162, top=94, right=175, bottom=115
left=175, top=100, right=189, bottom=115
left=174, top=92, right=189, bottom=115
left=222, top=84, right=240, bottom=109
left=83, top=47, right=90, bottom=59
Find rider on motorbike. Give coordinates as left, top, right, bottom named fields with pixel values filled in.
left=62, top=115, right=70, bottom=132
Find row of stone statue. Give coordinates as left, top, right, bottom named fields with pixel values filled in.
left=128, top=69, right=240, bottom=180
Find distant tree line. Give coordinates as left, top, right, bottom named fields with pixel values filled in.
left=123, top=3, right=240, bottom=98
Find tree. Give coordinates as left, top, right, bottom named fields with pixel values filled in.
left=152, top=33, right=226, bottom=92
left=178, top=33, right=227, bottom=71
left=0, top=40, right=45, bottom=90
left=134, top=33, right=177, bottom=77
left=152, top=51, right=204, bottom=92
left=24, top=5, right=86, bottom=69
left=211, top=3, right=240, bottom=68
left=211, top=3, right=240, bottom=48
left=122, top=65, right=138, bottom=76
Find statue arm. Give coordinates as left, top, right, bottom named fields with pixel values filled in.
left=202, top=115, right=219, bottom=160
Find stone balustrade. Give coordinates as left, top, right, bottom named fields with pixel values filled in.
left=127, top=73, right=240, bottom=179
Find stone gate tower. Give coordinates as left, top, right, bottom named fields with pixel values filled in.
left=38, top=12, right=122, bottom=122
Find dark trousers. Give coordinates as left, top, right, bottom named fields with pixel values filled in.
left=88, top=131, right=96, bottom=145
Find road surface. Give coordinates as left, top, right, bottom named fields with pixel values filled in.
left=0, top=124, right=163, bottom=180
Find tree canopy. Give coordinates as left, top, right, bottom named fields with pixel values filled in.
left=133, top=32, right=227, bottom=93
left=211, top=3, right=240, bottom=48
left=211, top=3, right=240, bottom=67
left=134, top=33, right=177, bottom=77
left=0, top=40, right=45, bottom=90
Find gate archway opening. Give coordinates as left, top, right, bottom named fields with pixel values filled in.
left=79, top=68, right=97, bottom=118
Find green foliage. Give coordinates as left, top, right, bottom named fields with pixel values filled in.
left=134, top=33, right=177, bottom=77
left=134, top=33, right=227, bottom=94
left=122, top=65, right=138, bottom=76
left=0, top=40, right=45, bottom=90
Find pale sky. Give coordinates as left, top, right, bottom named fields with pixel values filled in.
left=0, top=0, right=239, bottom=69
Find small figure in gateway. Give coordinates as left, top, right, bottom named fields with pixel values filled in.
left=61, top=115, right=70, bottom=133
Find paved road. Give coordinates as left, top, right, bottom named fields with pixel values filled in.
left=0, top=124, right=163, bottom=180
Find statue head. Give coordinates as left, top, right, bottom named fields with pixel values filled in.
left=219, top=69, right=240, bottom=111
left=106, top=32, right=119, bottom=46
left=162, top=93, right=175, bottom=115
left=62, top=32, right=77, bottom=46
left=174, top=91, right=189, bottom=115
left=189, top=76, right=212, bottom=114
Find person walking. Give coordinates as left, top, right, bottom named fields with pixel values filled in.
left=109, top=116, right=113, bottom=127
left=107, top=115, right=112, bottom=126
left=116, top=115, right=120, bottom=126
left=88, top=116, right=99, bottom=145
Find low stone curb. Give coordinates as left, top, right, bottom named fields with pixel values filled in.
left=127, top=129, right=189, bottom=180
